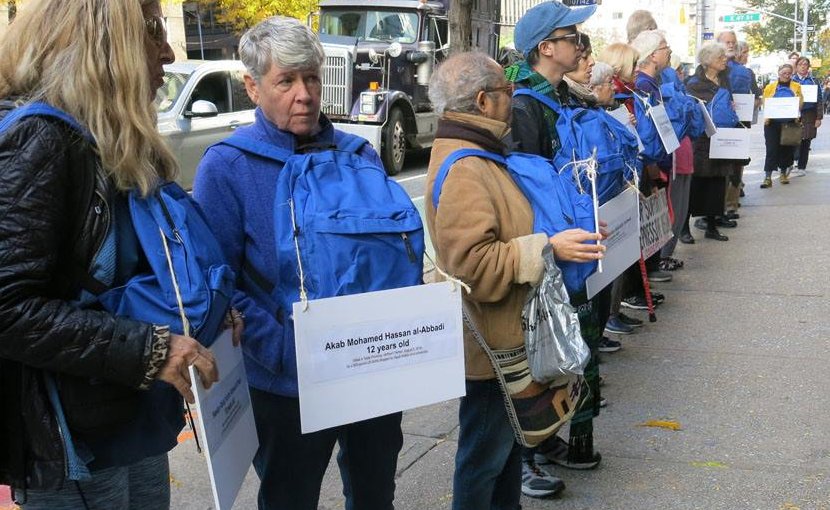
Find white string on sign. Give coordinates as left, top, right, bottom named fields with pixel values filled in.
left=288, top=198, right=310, bottom=311
left=558, top=150, right=603, bottom=273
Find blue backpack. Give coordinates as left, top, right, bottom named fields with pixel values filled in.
left=431, top=149, right=597, bottom=295
left=616, top=90, right=667, bottom=163
left=514, top=88, right=639, bottom=205
left=216, top=133, right=424, bottom=317
left=728, top=61, right=754, bottom=94
left=659, top=82, right=694, bottom=140
left=0, top=102, right=235, bottom=344
left=707, top=87, right=740, bottom=128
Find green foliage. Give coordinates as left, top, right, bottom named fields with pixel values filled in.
left=743, top=0, right=829, bottom=54
left=204, top=0, right=319, bottom=32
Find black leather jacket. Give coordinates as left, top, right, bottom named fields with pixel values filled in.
left=0, top=100, right=159, bottom=491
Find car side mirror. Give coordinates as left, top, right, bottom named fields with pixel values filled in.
left=186, top=100, right=219, bottom=118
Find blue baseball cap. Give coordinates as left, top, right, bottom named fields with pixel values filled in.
left=514, top=1, right=597, bottom=57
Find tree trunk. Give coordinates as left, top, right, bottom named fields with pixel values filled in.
left=448, top=0, right=473, bottom=55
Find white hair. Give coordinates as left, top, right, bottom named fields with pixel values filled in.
left=697, top=41, right=725, bottom=67
left=589, top=62, right=614, bottom=87
left=239, top=16, right=325, bottom=82
left=428, top=52, right=503, bottom=115
left=630, top=30, right=666, bottom=66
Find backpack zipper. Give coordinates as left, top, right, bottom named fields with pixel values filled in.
left=401, top=233, right=417, bottom=263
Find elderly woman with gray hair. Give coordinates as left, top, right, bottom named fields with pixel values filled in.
left=193, top=17, right=403, bottom=510
left=685, top=42, right=737, bottom=241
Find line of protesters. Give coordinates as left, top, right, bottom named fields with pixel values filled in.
left=2, top=2, right=824, bottom=510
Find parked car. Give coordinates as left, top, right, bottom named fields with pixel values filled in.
left=156, top=60, right=255, bottom=189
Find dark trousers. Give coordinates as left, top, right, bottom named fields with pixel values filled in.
left=763, top=123, right=795, bottom=176
left=249, top=388, right=403, bottom=510
left=797, top=138, right=812, bottom=169
left=453, top=380, right=522, bottom=510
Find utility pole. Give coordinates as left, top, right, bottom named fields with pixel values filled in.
left=800, top=0, right=809, bottom=54
left=794, top=0, right=798, bottom=52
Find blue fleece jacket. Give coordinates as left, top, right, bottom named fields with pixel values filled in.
left=192, top=108, right=382, bottom=397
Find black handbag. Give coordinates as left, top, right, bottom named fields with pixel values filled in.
left=780, top=122, right=802, bottom=146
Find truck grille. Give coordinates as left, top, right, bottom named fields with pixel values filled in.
left=322, top=54, right=351, bottom=116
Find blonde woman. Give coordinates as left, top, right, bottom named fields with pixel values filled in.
left=0, top=1, right=226, bottom=508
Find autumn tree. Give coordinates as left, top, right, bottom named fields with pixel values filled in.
left=743, top=0, right=829, bottom=54
left=198, top=0, right=319, bottom=32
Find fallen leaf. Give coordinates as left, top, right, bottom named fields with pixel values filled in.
left=639, top=419, right=682, bottom=431
left=690, top=461, right=728, bottom=468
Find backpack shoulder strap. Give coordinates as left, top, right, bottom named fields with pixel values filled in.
left=218, top=134, right=293, bottom=163
left=0, top=101, right=94, bottom=143
left=513, top=88, right=563, bottom=114
left=337, top=132, right=370, bottom=154
left=432, top=148, right=505, bottom=209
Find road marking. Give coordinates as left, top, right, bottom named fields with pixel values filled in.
left=395, top=173, right=428, bottom=183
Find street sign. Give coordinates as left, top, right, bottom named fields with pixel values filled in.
left=722, top=13, right=762, bottom=23
left=703, top=32, right=715, bottom=40
left=563, top=0, right=601, bottom=4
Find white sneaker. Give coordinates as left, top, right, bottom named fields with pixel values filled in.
left=521, top=459, right=565, bottom=498
left=791, top=168, right=807, bottom=177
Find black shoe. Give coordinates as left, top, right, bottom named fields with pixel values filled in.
left=693, top=218, right=708, bottom=231
left=535, top=436, right=602, bottom=470
left=618, top=313, right=644, bottom=328
left=704, top=229, right=729, bottom=241
left=679, top=232, right=695, bottom=244
left=621, top=295, right=649, bottom=310
left=598, top=336, right=622, bottom=353
left=716, top=217, right=737, bottom=228
left=650, top=291, right=665, bottom=304
left=725, top=211, right=740, bottom=220
left=739, top=187, right=746, bottom=197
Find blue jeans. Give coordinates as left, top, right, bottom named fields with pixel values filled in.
left=249, top=388, right=402, bottom=510
left=452, top=379, right=522, bottom=510
left=19, top=454, right=169, bottom=510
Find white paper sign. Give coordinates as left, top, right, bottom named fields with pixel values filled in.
left=639, top=189, right=673, bottom=259
left=294, top=282, right=465, bottom=433
left=586, top=187, right=641, bottom=299
left=697, top=100, right=717, bottom=136
left=733, top=94, right=755, bottom=123
left=649, top=103, right=680, bottom=154
left=801, top=84, right=818, bottom=103
left=608, top=106, right=644, bottom=152
left=709, top=127, right=751, bottom=160
left=189, top=329, right=259, bottom=510
left=764, top=97, right=800, bottom=119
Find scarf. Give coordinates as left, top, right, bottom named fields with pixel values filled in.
left=505, top=60, right=569, bottom=154
left=563, top=76, right=597, bottom=107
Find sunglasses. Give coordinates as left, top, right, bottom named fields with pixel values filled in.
left=144, top=15, right=168, bottom=46
left=541, top=32, right=585, bottom=51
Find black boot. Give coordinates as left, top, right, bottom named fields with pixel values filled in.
left=704, top=228, right=728, bottom=241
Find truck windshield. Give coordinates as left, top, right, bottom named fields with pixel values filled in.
left=155, top=71, right=190, bottom=113
left=320, top=10, right=418, bottom=44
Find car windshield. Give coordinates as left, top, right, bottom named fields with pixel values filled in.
left=320, top=9, right=418, bottom=43
left=155, top=71, right=190, bottom=113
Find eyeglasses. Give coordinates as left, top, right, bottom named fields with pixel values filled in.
left=483, top=83, right=515, bottom=95
left=654, top=45, right=671, bottom=53
left=144, top=16, right=168, bottom=46
left=541, top=32, right=585, bottom=50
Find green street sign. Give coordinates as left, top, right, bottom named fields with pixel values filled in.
left=722, top=13, right=762, bottom=23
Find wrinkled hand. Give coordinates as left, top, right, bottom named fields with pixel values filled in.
left=549, top=229, right=605, bottom=263
left=157, top=334, right=218, bottom=404
left=816, top=119, right=822, bottom=129
left=629, top=113, right=637, bottom=126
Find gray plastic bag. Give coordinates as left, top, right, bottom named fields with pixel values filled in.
left=522, top=245, right=590, bottom=383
